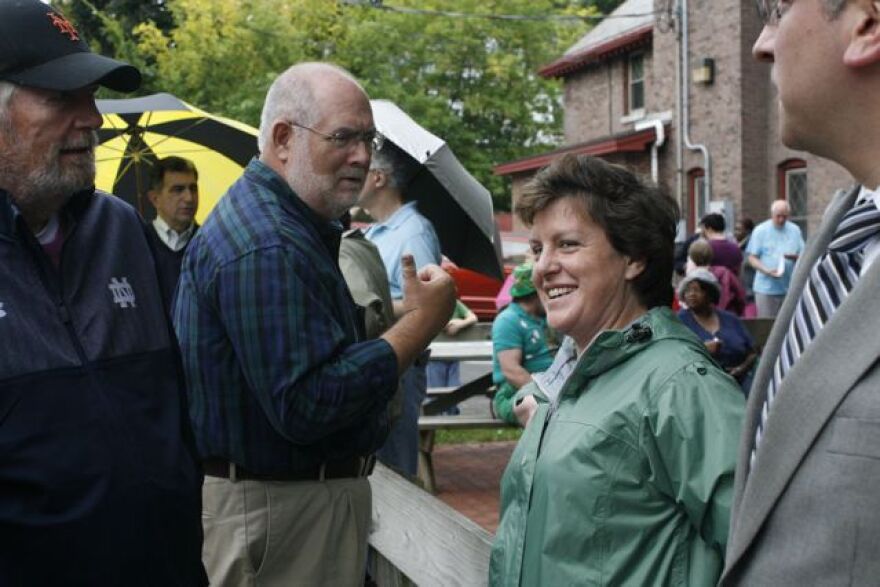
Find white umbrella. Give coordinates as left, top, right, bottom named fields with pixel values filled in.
left=371, top=99, right=503, bottom=280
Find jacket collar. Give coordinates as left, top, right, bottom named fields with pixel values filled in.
left=372, top=200, right=419, bottom=232
left=244, top=158, right=344, bottom=255
left=555, top=306, right=712, bottom=397
left=0, top=186, right=93, bottom=242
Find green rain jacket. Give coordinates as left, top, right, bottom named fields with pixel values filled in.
left=490, top=307, right=745, bottom=586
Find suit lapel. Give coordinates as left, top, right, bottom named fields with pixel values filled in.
left=725, top=187, right=862, bottom=572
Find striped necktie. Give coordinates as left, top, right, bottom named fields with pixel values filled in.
left=751, top=198, right=880, bottom=467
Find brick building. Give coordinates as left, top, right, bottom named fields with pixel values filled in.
left=494, top=0, right=851, bottom=238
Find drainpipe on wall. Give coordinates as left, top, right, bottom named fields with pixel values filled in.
left=677, top=0, right=712, bottom=212
left=635, top=119, right=666, bottom=184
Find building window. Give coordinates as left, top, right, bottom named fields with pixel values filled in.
left=688, top=168, right=707, bottom=233
left=778, top=159, right=808, bottom=236
left=628, top=53, right=645, bottom=113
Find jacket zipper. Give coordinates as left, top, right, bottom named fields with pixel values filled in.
left=19, top=218, right=89, bottom=365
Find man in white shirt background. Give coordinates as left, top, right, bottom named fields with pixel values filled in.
left=146, top=156, right=199, bottom=307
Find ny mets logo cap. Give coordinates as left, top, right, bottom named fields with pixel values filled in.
left=0, top=0, right=141, bottom=92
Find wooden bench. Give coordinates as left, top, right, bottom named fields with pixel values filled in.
left=423, top=372, right=494, bottom=416
left=741, top=318, right=774, bottom=350
left=417, top=414, right=514, bottom=494
left=368, top=462, right=493, bottom=586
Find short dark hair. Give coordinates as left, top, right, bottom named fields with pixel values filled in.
left=516, top=154, right=679, bottom=309
left=739, top=217, right=755, bottom=232
left=150, top=156, right=198, bottom=192
left=700, top=212, right=725, bottom=232
left=369, top=141, right=418, bottom=191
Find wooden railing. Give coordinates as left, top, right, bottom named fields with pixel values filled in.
left=368, top=463, right=493, bottom=586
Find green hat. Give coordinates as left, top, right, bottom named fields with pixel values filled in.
left=510, top=263, right=537, bottom=299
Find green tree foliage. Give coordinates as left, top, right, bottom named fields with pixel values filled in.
left=56, top=0, right=173, bottom=56
left=71, top=0, right=609, bottom=210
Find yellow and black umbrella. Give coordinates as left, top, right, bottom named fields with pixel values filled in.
left=96, top=93, right=258, bottom=224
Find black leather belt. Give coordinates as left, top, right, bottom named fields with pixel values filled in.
left=202, top=455, right=375, bottom=482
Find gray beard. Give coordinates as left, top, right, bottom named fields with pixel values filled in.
left=284, top=140, right=359, bottom=221
left=0, top=132, right=97, bottom=222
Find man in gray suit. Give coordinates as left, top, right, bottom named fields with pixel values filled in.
left=722, top=1, right=880, bottom=584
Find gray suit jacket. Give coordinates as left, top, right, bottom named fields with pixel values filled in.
left=721, top=186, right=880, bottom=585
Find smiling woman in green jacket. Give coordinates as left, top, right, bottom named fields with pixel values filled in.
left=489, top=155, right=745, bottom=586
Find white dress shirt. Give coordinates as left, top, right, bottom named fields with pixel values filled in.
left=152, top=216, right=195, bottom=252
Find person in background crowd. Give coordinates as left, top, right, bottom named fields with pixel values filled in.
left=495, top=249, right=536, bottom=312
left=746, top=199, right=804, bottom=318
left=722, top=1, right=880, bottom=583
left=678, top=269, right=757, bottom=393
left=735, top=217, right=757, bottom=317
left=359, top=140, right=443, bottom=476
left=490, top=263, right=555, bottom=425
left=735, top=217, right=755, bottom=250
left=687, top=239, right=747, bottom=315
left=146, top=156, right=200, bottom=307
left=700, top=212, right=744, bottom=275
left=0, top=1, right=205, bottom=584
left=173, top=62, right=455, bottom=586
left=490, top=155, right=743, bottom=586
left=338, top=212, right=404, bottom=428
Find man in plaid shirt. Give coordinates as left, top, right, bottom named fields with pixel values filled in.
left=173, top=62, right=455, bottom=586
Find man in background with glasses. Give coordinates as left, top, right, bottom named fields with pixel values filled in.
left=358, top=141, right=442, bottom=477
left=722, top=1, right=880, bottom=584
left=173, top=62, right=455, bottom=585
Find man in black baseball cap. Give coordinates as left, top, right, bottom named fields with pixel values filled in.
left=0, top=0, right=140, bottom=92
left=0, top=2, right=206, bottom=585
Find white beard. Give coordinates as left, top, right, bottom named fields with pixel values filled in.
left=0, top=130, right=97, bottom=219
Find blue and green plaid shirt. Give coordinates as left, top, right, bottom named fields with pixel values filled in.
left=173, top=159, right=398, bottom=473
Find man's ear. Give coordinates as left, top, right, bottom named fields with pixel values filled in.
left=372, top=169, right=388, bottom=189
left=624, top=257, right=646, bottom=281
left=843, top=2, right=880, bottom=67
left=272, top=120, right=294, bottom=162
left=147, top=189, right=159, bottom=208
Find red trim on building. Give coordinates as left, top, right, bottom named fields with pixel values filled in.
left=777, top=158, right=806, bottom=200
left=493, top=126, right=661, bottom=176
left=539, top=24, right=653, bottom=78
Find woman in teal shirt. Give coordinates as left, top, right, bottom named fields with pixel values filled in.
left=491, top=263, right=556, bottom=424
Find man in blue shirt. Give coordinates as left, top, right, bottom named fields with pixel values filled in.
left=360, top=142, right=442, bottom=476
left=174, top=62, right=455, bottom=586
left=746, top=199, right=804, bottom=317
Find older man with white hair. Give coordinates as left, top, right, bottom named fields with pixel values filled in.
left=746, top=199, right=804, bottom=317
left=173, top=62, right=456, bottom=585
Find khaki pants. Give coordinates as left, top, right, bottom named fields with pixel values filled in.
left=202, top=475, right=371, bottom=587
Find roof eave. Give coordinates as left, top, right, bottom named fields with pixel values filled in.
left=538, top=24, right=653, bottom=79
left=493, top=125, right=665, bottom=176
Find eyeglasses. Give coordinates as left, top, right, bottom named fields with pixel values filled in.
left=755, top=0, right=791, bottom=25
left=288, top=121, right=384, bottom=152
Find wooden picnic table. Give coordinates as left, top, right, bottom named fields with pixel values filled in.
left=427, top=340, right=492, bottom=362
left=424, top=339, right=493, bottom=416
left=418, top=337, right=513, bottom=493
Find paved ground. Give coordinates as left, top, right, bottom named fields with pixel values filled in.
left=432, top=440, right=515, bottom=534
